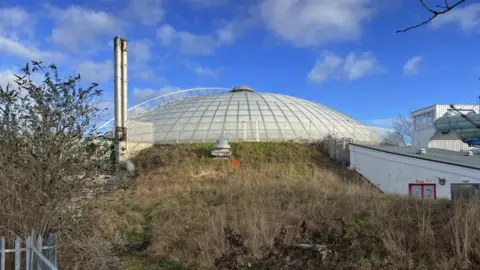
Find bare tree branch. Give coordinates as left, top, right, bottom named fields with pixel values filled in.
left=392, top=115, right=413, bottom=145
left=397, top=0, right=466, bottom=33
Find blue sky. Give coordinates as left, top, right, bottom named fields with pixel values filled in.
left=1, top=0, right=480, bottom=128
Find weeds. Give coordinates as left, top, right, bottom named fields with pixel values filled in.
left=95, top=143, right=480, bottom=269
left=0, top=62, right=118, bottom=269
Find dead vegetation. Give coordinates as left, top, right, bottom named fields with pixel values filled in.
left=0, top=62, right=118, bottom=269
left=96, top=142, right=480, bottom=269
left=3, top=63, right=480, bottom=270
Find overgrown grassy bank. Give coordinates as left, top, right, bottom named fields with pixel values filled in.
left=98, top=142, right=480, bottom=269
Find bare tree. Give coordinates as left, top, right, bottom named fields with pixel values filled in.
left=397, top=0, right=467, bottom=33
left=0, top=61, right=117, bottom=268
left=392, top=115, right=413, bottom=145
left=382, top=130, right=406, bottom=146
left=396, top=1, right=480, bottom=138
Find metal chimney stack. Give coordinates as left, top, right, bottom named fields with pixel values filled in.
left=114, top=36, right=128, bottom=163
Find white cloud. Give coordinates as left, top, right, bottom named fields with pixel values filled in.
left=344, top=52, right=380, bottom=80
left=128, top=40, right=164, bottom=82
left=155, top=5, right=257, bottom=54
left=403, top=56, right=422, bottom=76
left=216, top=24, right=236, bottom=45
left=94, top=99, right=115, bottom=120
left=130, top=40, right=151, bottom=64
left=365, top=118, right=395, bottom=129
left=0, top=67, right=44, bottom=96
left=157, top=24, right=217, bottom=55
left=215, top=14, right=257, bottom=45
left=77, top=60, right=113, bottom=84
left=308, top=51, right=382, bottom=84
left=431, top=3, right=480, bottom=31
left=193, top=67, right=218, bottom=78
left=132, top=69, right=167, bottom=83
left=373, top=126, right=394, bottom=135
left=0, top=7, right=28, bottom=27
left=0, top=7, right=57, bottom=63
left=259, top=0, right=374, bottom=47
left=184, top=62, right=220, bottom=79
left=0, top=69, right=16, bottom=89
left=133, top=85, right=182, bottom=101
left=178, top=32, right=217, bottom=54
left=0, top=7, right=33, bottom=39
left=48, top=5, right=123, bottom=51
left=156, top=16, right=254, bottom=55
left=0, top=36, right=63, bottom=62
left=157, top=24, right=176, bottom=45
left=125, top=0, right=165, bottom=25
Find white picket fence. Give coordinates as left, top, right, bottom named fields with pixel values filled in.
left=0, top=231, right=57, bottom=270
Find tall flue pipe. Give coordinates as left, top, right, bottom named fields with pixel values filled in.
left=121, top=38, right=128, bottom=140
left=114, top=36, right=122, bottom=141
left=114, top=36, right=128, bottom=165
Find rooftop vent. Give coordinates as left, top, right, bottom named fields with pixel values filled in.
left=417, top=148, right=427, bottom=155
left=465, top=150, right=474, bottom=156
left=211, top=138, right=231, bottom=158
left=230, top=85, right=255, bottom=93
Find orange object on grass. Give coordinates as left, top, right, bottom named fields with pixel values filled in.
left=232, top=160, right=240, bottom=167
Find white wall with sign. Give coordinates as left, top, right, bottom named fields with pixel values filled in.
left=349, top=145, right=480, bottom=200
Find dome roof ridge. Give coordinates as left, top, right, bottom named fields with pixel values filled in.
left=230, top=85, right=255, bottom=93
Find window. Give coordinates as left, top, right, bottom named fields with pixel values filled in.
left=409, top=184, right=436, bottom=199
left=413, top=110, right=435, bottom=131
left=451, top=184, right=480, bottom=201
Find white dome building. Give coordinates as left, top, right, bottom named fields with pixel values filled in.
left=99, top=86, right=382, bottom=144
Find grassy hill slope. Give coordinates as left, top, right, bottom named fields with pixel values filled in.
left=98, top=142, right=480, bottom=269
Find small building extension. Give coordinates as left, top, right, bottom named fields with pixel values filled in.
left=349, top=144, right=480, bottom=200
left=412, top=104, right=479, bottom=151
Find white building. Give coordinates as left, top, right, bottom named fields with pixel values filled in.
left=411, top=104, right=479, bottom=151
left=349, top=144, right=480, bottom=200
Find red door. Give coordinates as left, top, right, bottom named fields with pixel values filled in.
left=409, top=184, right=436, bottom=199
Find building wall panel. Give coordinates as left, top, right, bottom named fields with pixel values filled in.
left=428, top=139, right=472, bottom=151
left=349, top=145, right=480, bottom=199
left=412, top=128, right=436, bottom=147
left=436, top=105, right=479, bottom=118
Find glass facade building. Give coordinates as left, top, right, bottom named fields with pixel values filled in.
left=103, top=87, right=382, bottom=144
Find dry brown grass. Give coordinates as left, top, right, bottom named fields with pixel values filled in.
left=0, top=61, right=121, bottom=270
left=98, top=143, right=480, bottom=269
left=0, top=172, right=119, bottom=269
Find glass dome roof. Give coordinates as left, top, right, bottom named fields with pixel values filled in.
left=124, top=88, right=382, bottom=144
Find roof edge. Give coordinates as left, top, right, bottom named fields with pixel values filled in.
left=350, top=143, right=480, bottom=171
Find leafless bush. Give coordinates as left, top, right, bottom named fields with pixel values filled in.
left=0, top=61, right=118, bottom=269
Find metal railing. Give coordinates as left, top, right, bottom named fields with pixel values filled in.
left=1, top=231, right=57, bottom=270
left=97, top=87, right=230, bottom=136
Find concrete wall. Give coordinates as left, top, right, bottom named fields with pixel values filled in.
left=119, top=141, right=154, bottom=159
left=349, top=145, right=480, bottom=200
left=412, top=128, right=435, bottom=147
left=323, top=137, right=352, bottom=165
left=428, top=139, right=473, bottom=151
